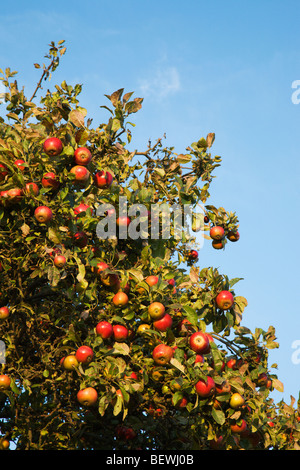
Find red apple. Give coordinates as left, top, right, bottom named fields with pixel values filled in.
left=54, top=255, right=66, bottom=268
left=0, top=306, right=9, bottom=320
left=77, top=387, right=98, bottom=406
left=6, top=188, right=23, bottom=204
left=230, top=419, right=247, bottom=434
left=188, top=250, right=198, bottom=260
left=75, top=345, right=94, bottom=364
left=153, top=313, right=173, bottom=332
left=0, top=164, right=8, bottom=181
left=116, top=216, right=131, bottom=227
left=195, top=354, right=204, bottom=364
left=227, top=230, right=240, bottom=242
left=113, top=324, right=129, bottom=342
left=148, top=302, right=165, bottom=321
left=25, top=182, right=39, bottom=196
left=189, top=331, right=210, bottom=354
left=112, top=291, right=129, bottom=307
left=96, top=321, right=113, bottom=339
left=210, top=226, right=225, bottom=240
left=14, top=159, right=26, bottom=171
left=146, top=275, right=159, bottom=286
left=0, top=375, right=11, bottom=390
left=95, top=261, right=109, bottom=274
left=226, top=358, right=238, bottom=370
left=216, top=290, right=234, bottom=310
left=34, top=206, right=53, bottom=223
left=152, top=344, right=174, bottom=365
left=94, top=170, right=113, bottom=189
left=43, top=137, right=63, bottom=156
left=42, top=172, right=60, bottom=189
left=70, top=165, right=90, bottom=184
left=212, top=239, right=224, bottom=250
left=195, top=376, right=216, bottom=398
left=74, top=203, right=93, bottom=217
left=74, top=147, right=92, bottom=165
left=73, top=231, right=88, bottom=248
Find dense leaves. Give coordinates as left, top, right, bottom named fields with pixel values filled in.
left=0, top=41, right=299, bottom=450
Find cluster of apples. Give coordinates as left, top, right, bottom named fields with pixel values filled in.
left=210, top=224, right=240, bottom=250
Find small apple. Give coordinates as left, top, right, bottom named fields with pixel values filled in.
left=42, top=172, right=60, bottom=189
left=195, top=376, right=216, bottom=398
left=226, top=358, right=238, bottom=370
left=215, top=380, right=231, bottom=395
left=73, top=231, right=88, bottom=248
left=70, top=165, right=90, bottom=184
left=43, top=137, right=63, bottom=156
left=63, top=354, right=79, bottom=370
left=195, top=354, right=204, bottom=364
left=153, top=313, right=173, bottom=332
left=152, top=344, right=174, bottom=365
left=94, top=170, right=113, bottom=189
left=77, top=387, right=98, bottom=406
left=0, top=164, right=8, bottom=182
left=230, top=393, right=245, bottom=409
left=74, top=147, right=92, bottom=165
left=96, top=321, right=113, bottom=339
left=188, top=250, right=198, bottom=260
left=230, top=419, right=247, bottom=434
left=6, top=188, right=23, bottom=204
left=75, top=345, right=94, bottom=364
left=112, top=291, right=129, bottom=307
left=54, top=255, right=66, bottom=268
left=34, top=206, right=53, bottom=223
left=216, top=290, right=234, bottom=310
left=25, top=182, right=39, bottom=196
left=14, top=159, right=26, bottom=171
left=227, top=231, right=240, bottom=242
left=0, top=439, right=10, bottom=450
left=113, top=324, right=129, bottom=342
left=210, top=226, right=225, bottom=240
left=94, top=261, right=109, bottom=275
left=74, top=203, right=93, bottom=217
left=0, top=307, right=10, bottom=320
left=146, top=275, right=159, bottom=287
left=189, top=331, right=210, bottom=354
left=116, top=216, right=131, bottom=227
left=212, top=239, right=224, bottom=250
left=0, top=374, right=11, bottom=390
left=148, top=302, right=165, bottom=321
left=137, top=323, right=151, bottom=334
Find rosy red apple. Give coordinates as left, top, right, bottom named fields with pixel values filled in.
left=216, top=290, right=234, bottom=310
left=212, top=239, right=224, bottom=250
left=188, top=250, right=198, bottom=260
left=195, top=376, right=216, bottom=398
left=227, top=230, right=240, bottom=242
left=94, top=170, right=113, bottom=189
left=43, top=137, right=63, bottom=156
left=148, top=302, right=165, bottom=321
left=152, top=344, right=174, bottom=365
left=42, top=172, right=60, bottom=189
left=70, top=165, right=90, bottom=184
left=210, top=226, right=225, bottom=240
left=0, top=164, right=8, bottom=181
left=14, top=159, right=26, bottom=171
left=54, top=255, right=66, bottom=268
left=153, top=313, right=173, bottom=332
left=96, top=321, right=113, bottom=339
left=230, top=419, right=247, bottom=434
left=77, top=387, right=98, bottom=406
left=73, top=231, right=88, bottom=248
left=75, top=345, right=94, bottom=364
left=0, top=375, right=11, bottom=390
left=0, top=306, right=9, bottom=320
left=189, top=331, right=210, bottom=354
left=34, top=206, right=53, bottom=223
left=25, top=182, right=39, bottom=196
left=146, top=275, right=159, bottom=286
left=74, top=147, right=92, bottom=165
left=112, top=291, right=129, bottom=307
left=74, top=203, right=93, bottom=217
left=113, top=324, right=129, bottom=342
left=6, top=188, right=23, bottom=204
left=116, top=216, right=131, bottom=227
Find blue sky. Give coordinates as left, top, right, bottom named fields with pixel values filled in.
left=1, top=0, right=300, bottom=404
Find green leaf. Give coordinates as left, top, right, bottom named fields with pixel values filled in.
left=211, top=407, right=225, bottom=425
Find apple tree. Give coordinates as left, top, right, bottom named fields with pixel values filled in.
left=0, top=41, right=299, bottom=450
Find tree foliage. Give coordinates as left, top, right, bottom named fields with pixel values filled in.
left=0, top=41, right=299, bottom=450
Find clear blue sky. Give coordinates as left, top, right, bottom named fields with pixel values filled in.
left=1, top=0, right=300, bottom=404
